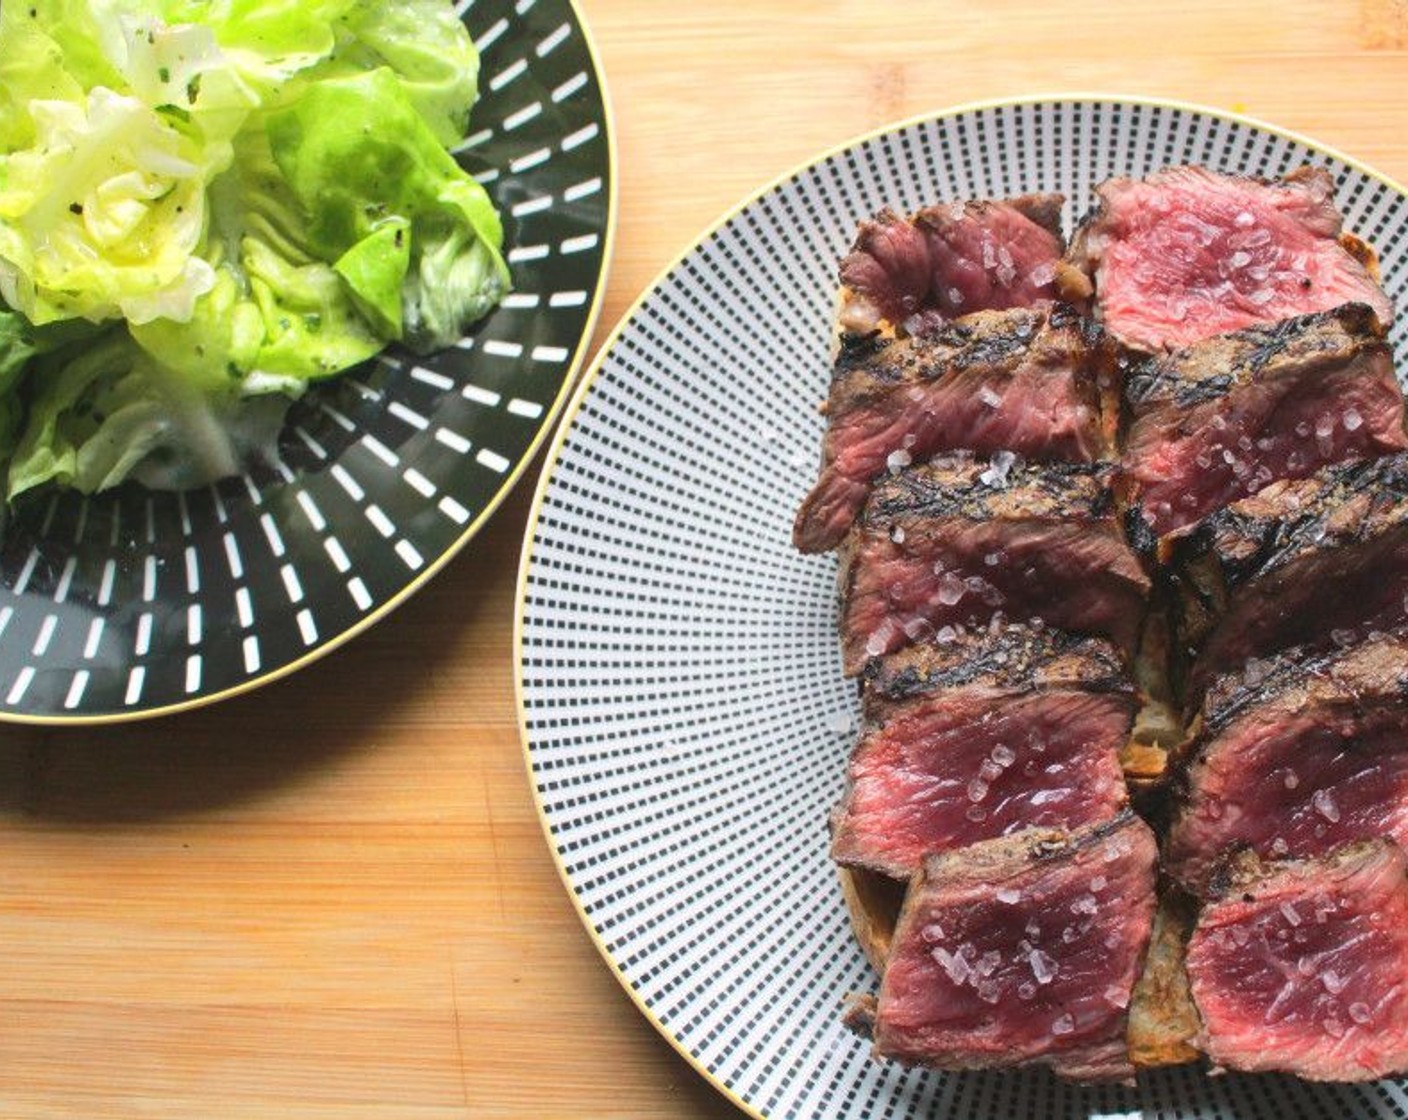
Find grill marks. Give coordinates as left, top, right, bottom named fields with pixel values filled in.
left=1167, top=634, right=1408, bottom=894
left=1170, top=454, right=1408, bottom=698
left=793, top=306, right=1109, bottom=553
left=802, top=167, right=1408, bottom=1084
left=1122, top=304, right=1406, bottom=538
left=838, top=458, right=1148, bottom=673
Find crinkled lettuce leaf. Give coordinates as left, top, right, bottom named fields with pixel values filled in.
left=0, top=0, right=506, bottom=499
left=267, top=68, right=508, bottom=353
left=7, top=325, right=286, bottom=498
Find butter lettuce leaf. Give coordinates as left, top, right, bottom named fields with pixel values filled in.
left=0, top=0, right=506, bottom=499
left=266, top=67, right=508, bottom=353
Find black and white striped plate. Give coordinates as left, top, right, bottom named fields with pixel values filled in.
left=0, top=0, right=613, bottom=721
left=517, top=98, right=1408, bottom=1120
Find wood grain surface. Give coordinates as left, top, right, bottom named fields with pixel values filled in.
left=2, top=2, right=1406, bottom=1116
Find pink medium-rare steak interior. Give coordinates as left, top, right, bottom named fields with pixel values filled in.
left=1187, top=841, right=1408, bottom=1081
left=1167, top=634, right=1408, bottom=893
left=870, top=814, right=1158, bottom=1082
left=1074, top=165, right=1394, bottom=352
left=831, top=630, right=1133, bottom=879
left=838, top=195, right=1066, bottom=334
left=1122, top=304, right=1405, bottom=538
left=793, top=305, right=1106, bottom=554
left=839, top=458, right=1149, bottom=674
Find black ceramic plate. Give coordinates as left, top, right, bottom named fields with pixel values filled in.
left=0, top=0, right=614, bottom=721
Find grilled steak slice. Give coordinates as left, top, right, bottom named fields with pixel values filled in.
left=839, top=456, right=1150, bottom=674
left=794, top=305, right=1108, bottom=553
left=830, top=628, right=1134, bottom=879
left=838, top=195, right=1065, bottom=335
left=866, top=813, right=1157, bottom=1082
left=1186, top=840, right=1408, bottom=1081
left=1167, top=634, right=1408, bottom=894
left=1171, top=454, right=1408, bottom=699
left=1123, top=303, right=1405, bottom=538
left=1072, top=165, right=1394, bottom=352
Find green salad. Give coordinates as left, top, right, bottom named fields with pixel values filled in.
left=0, top=0, right=509, bottom=497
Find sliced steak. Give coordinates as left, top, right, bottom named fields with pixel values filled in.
left=866, top=813, right=1158, bottom=1082
left=1171, top=454, right=1408, bottom=699
left=838, top=195, right=1065, bottom=335
left=829, top=627, right=1134, bottom=879
left=1072, top=165, right=1394, bottom=352
left=1167, top=634, right=1408, bottom=894
left=794, top=305, right=1109, bottom=553
left=839, top=456, right=1150, bottom=674
left=1123, top=303, right=1405, bottom=538
left=1187, top=840, right=1408, bottom=1081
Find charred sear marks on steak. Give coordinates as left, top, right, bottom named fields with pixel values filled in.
left=838, top=194, right=1067, bottom=335
left=1071, top=165, right=1395, bottom=352
left=838, top=456, right=1150, bottom=673
left=793, top=305, right=1109, bottom=553
left=862, top=625, right=1131, bottom=711
left=831, top=625, right=1134, bottom=879
left=1121, top=302, right=1405, bottom=538
left=1167, top=633, right=1408, bottom=894
left=1169, top=453, right=1408, bottom=697
left=862, top=813, right=1158, bottom=1082
left=1186, top=840, right=1408, bottom=1081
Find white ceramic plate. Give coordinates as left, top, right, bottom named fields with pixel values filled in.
left=516, top=97, right=1408, bottom=1120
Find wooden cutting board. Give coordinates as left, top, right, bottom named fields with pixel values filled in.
left=2, top=1, right=1406, bottom=1116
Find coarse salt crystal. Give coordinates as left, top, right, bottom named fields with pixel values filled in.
left=996, top=887, right=1022, bottom=904
left=886, top=448, right=912, bottom=473
left=922, top=922, right=946, bottom=942
left=937, top=573, right=966, bottom=606
left=1322, top=970, right=1347, bottom=995
left=936, top=625, right=958, bottom=644
left=991, top=744, right=1017, bottom=767
left=978, top=385, right=1003, bottom=409
left=1343, top=407, right=1363, bottom=432
left=979, top=450, right=1018, bottom=488
left=965, top=804, right=988, bottom=822
left=1315, top=414, right=1335, bottom=438
left=933, top=946, right=973, bottom=986
left=1018, top=981, right=1037, bottom=1001
left=966, top=778, right=989, bottom=803
left=1050, top=1013, right=1075, bottom=1036
left=1028, top=949, right=1057, bottom=985
left=1323, top=1017, right=1347, bottom=1039
left=1313, top=789, right=1341, bottom=823
left=1349, top=1002, right=1373, bottom=1025
left=979, top=759, right=1005, bottom=783
left=1090, top=876, right=1107, bottom=892
left=1280, top=901, right=1302, bottom=927
left=1235, top=210, right=1256, bottom=227
left=976, top=979, right=1003, bottom=1004
left=889, top=525, right=906, bottom=544
left=1284, top=770, right=1299, bottom=790
left=1071, top=895, right=1098, bottom=916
